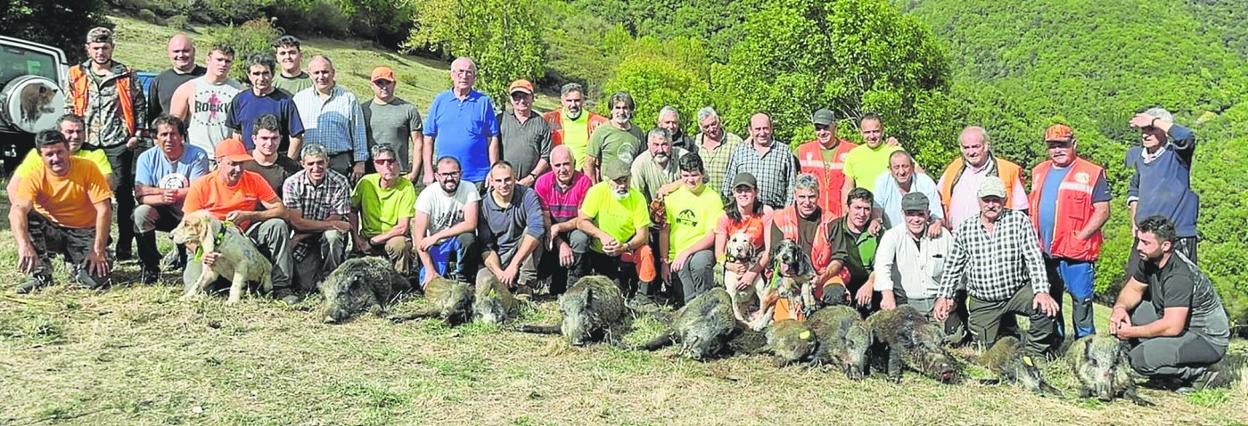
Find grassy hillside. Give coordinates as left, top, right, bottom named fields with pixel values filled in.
left=107, top=15, right=559, bottom=113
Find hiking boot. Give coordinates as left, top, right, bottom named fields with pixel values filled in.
left=115, top=248, right=133, bottom=262
left=159, top=248, right=186, bottom=270
left=274, top=288, right=302, bottom=305
left=16, top=276, right=54, bottom=294
left=1188, top=357, right=1238, bottom=391
left=73, top=267, right=108, bottom=289
left=140, top=267, right=160, bottom=285
left=628, top=293, right=659, bottom=311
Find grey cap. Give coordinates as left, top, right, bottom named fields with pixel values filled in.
left=977, top=177, right=1007, bottom=199
left=811, top=109, right=836, bottom=126
left=901, top=192, right=929, bottom=212
left=732, top=172, right=757, bottom=190
left=602, top=160, right=631, bottom=180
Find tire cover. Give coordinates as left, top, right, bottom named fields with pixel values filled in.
left=2, top=75, right=64, bottom=134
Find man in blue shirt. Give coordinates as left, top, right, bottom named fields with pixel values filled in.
left=422, top=57, right=500, bottom=188
left=227, top=52, right=304, bottom=157
left=1125, top=107, right=1199, bottom=269
left=873, top=150, right=943, bottom=233
left=133, top=115, right=211, bottom=283
left=478, top=162, right=546, bottom=296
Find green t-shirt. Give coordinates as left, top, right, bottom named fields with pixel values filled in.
left=562, top=111, right=591, bottom=167
left=586, top=124, right=644, bottom=166
left=664, top=185, right=724, bottom=258
left=273, top=71, right=313, bottom=97
left=843, top=144, right=903, bottom=188
left=580, top=181, right=651, bottom=253
left=350, top=173, right=416, bottom=237
left=16, top=148, right=111, bottom=177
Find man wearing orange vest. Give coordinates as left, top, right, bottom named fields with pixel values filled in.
left=1029, top=124, right=1111, bottom=339
left=765, top=173, right=848, bottom=321
left=796, top=109, right=856, bottom=218
left=542, top=83, right=607, bottom=168
left=938, top=126, right=1029, bottom=229
left=64, top=27, right=148, bottom=261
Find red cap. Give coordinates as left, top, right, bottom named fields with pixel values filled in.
left=215, top=138, right=253, bottom=163
left=370, top=66, right=396, bottom=83
left=1044, top=124, right=1074, bottom=142
left=508, top=79, right=534, bottom=95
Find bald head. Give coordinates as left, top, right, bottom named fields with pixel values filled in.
left=308, top=55, right=336, bottom=92
left=550, top=145, right=576, bottom=185
left=959, top=126, right=990, bottom=168
left=167, top=33, right=196, bottom=72
left=450, top=57, right=477, bottom=93
left=749, top=113, right=774, bottom=146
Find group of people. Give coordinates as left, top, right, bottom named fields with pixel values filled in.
left=9, top=27, right=1233, bottom=392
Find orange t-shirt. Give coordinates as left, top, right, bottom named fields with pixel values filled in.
left=183, top=171, right=279, bottom=229
left=16, top=157, right=113, bottom=229
left=715, top=208, right=773, bottom=251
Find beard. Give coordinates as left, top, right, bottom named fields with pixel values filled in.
left=612, top=189, right=629, bottom=200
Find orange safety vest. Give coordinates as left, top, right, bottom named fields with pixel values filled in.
left=68, top=64, right=138, bottom=137
left=772, top=206, right=836, bottom=271
left=938, top=156, right=1023, bottom=220
left=543, top=109, right=607, bottom=147
left=796, top=139, right=857, bottom=218
left=1028, top=158, right=1105, bottom=261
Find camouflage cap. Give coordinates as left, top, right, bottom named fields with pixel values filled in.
left=86, top=27, right=114, bottom=44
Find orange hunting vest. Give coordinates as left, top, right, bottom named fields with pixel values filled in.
left=772, top=206, right=835, bottom=271
left=1028, top=158, right=1105, bottom=261
left=796, top=140, right=857, bottom=218
left=68, top=64, right=138, bottom=137
left=938, top=156, right=1023, bottom=220
left=543, top=109, right=607, bottom=147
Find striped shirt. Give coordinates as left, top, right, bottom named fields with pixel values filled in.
left=720, top=140, right=797, bottom=208
left=534, top=171, right=591, bottom=223
left=282, top=168, right=352, bottom=221
left=293, top=85, right=369, bottom=162
left=937, top=209, right=1049, bottom=301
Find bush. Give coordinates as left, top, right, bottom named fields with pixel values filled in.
left=207, top=18, right=282, bottom=80
left=1, top=0, right=111, bottom=64
left=136, top=9, right=161, bottom=25
left=600, top=49, right=713, bottom=137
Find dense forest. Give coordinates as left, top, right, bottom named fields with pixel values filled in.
left=5, top=0, right=1245, bottom=333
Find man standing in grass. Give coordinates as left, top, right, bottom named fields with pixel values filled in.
left=362, top=66, right=423, bottom=182
left=147, top=33, right=204, bottom=121
left=293, top=55, right=369, bottom=182
left=423, top=57, right=499, bottom=188
left=170, top=43, right=243, bottom=158
left=840, top=113, right=902, bottom=208
left=272, top=35, right=312, bottom=96
left=796, top=109, right=856, bottom=218
left=584, top=92, right=644, bottom=183
left=227, top=52, right=304, bottom=158
left=543, top=83, right=607, bottom=169
left=498, top=79, right=550, bottom=187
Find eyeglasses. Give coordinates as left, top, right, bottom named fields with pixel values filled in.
left=373, top=158, right=396, bottom=165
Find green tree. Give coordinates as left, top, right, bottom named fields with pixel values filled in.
left=600, top=44, right=713, bottom=136
left=406, top=0, right=544, bottom=103
left=0, top=0, right=111, bottom=63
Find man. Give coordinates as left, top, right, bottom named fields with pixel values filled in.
left=227, top=52, right=304, bottom=156
left=146, top=33, right=205, bottom=121
left=822, top=188, right=881, bottom=314
left=1110, top=216, right=1232, bottom=391
left=413, top=156, right=481, bottom=285
left=796, top=109, right=857, bottom=217
left=585, top=92, right=645, bottom=183
left=293, top=55, right=368, bottom=181
left=423, top=57, right=500, bottom=187
left=874, top=193, right=956, bottom=325
left=133, top=115, right=211, bottom=283
left=64, top=27, right=148, bottom=260
left=170, top=43, right=242, bottom=158
left=498, top=79, right=551, bottom=186
left=1029, top=124, right=1110, bottom=339
left=578, top=160, right=657, bottom=303
left=934, top=178, right=1059, bottom=356
left=182, top=138, right=295, bottom=302
left=721, top=113, right=797, bottom=209
left=361, top=66, right=423, bottom=182
left=938, top=126, right=1029, bottom=228
left=841, top=113, right=903, bottom=207
left=243, top=114, right=302, bottom=197
left=1125, top=108, right=1200, bottom=265
left=874, top=150, right=943, bottom=232
left=693, top=106, right=743, bottom=194
left=534, top=145, right=592, bottom=295
left=8, top=114, right=112, bottom=202
left=657, top=106, right=692, bottom=151
left=478, top=162, right=546, bottom=295
left=283, top=144, right=352, bottom=292
left=630, top=128, right=688, bottom=202
left=543, top=83, right=607, bottom=168
left=767, top=173, right=843, bottom=320
left=271, top=35, right=312, bottom=96
left=660, top=154, right=723, bottom=303
left=11, top=130, right=113, bottom=293
left=351, top=144, right=418, bottom=276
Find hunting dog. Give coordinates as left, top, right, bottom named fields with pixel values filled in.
left=171, top=211, right=273, bottom=303
left=754, top=238, right=816, bottom=330
left=723, top=230, right=766, bottom=324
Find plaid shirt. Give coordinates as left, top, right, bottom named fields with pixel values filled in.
left=695, top=131, right=743, bottom=195
left=720, top=139, right=797, bottom=208
left=293, top=85, right=369, bottom=162
left=283, top=169, right=352, bottom=261
left=937, top=209, right=1049, bottom=301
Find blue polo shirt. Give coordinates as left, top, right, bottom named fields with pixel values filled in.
left=226, top=89, right=305, bottom=151
left=423, top=89, right=500, bottom=183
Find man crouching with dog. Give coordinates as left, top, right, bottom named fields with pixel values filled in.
left=764, top=173, right=848, bottom=321
left=181, top=137, right=296, bottom=303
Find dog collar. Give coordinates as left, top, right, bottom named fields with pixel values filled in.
left=195, top=220, right=235, bottom=261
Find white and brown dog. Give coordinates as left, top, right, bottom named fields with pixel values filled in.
left=754, top=238, right=816, bottom=330
left=724, top=230, right=766, bottom=325
left=170, top=211, right=273, bottom=303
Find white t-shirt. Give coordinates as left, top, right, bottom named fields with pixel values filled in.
left=415, top=183, right=480, bottom=237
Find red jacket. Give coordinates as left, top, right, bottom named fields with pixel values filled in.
left=1028, top=157, right=1105, bottom=261
left=795, top=140, right=857, bottom=217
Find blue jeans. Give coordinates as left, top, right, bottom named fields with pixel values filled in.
left=418, top=232, right=476, bottom=285
left=1046, top=258, right=1096, bottom=339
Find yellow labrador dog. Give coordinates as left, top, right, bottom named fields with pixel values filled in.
left=171, top=211, right=273, bottom=303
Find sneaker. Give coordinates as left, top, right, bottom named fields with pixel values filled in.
left=15, top=276, right=53, bottom=294
left=1189, top=357, right=1237, bottom=391
left=73, top=268, right=108, bottom=289
left=140, top=268, right=160, bottom=285
left=159, top=248, right=185, bottom=270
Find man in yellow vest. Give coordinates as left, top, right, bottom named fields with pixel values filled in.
left=796, top=109, right=857, bottom=218
left=1028, top=124, right=1110, bottom=339
left=64, top=26, right=148, bottom=260
left=938, top=126, right=1029, bottom=229
left=543, top=83, right=607, bottom=168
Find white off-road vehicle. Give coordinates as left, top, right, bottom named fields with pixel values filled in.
left=0, top=36, right=69, bottom=176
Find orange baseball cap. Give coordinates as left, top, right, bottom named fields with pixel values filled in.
left=1044, top=124, right=1074, bottom=142
left=370, top=66, right=396, bottom=83
left=508, top=79, right=534, bottom=95
left=215, top=138, right=253, bottom=163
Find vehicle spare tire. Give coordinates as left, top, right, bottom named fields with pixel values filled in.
left=1, top=75, right=64, bottom=134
